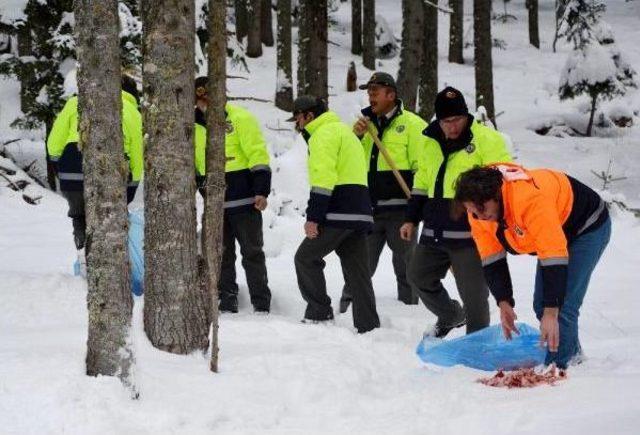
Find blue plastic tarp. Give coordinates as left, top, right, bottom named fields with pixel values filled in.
left=416, top=323, right=546, bottom=371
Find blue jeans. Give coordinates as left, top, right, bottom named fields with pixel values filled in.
left=533, top=216, right=611, bottom=368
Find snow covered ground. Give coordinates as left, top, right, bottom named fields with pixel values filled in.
left=1, top=1, right=640, bottom=433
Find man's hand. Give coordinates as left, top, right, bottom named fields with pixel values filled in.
left=304, top=221, right=319, bottom=239
left=353, top=116, right=370, bottom=138
left=540, top=307, right=560, bottom=352
left=399, top=222, right=416, bottom=241
left=254, top=195, right=268, bottom=211
left=499, top=301, right=519, bottom=340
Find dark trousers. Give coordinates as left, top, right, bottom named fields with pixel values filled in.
left=408, top=242, right=490, bottom=334
left=219, top=210, right=271, bottom=311
left=342, top=210, right=418, bottom=305
left=294, top=226, right=380, bottom=333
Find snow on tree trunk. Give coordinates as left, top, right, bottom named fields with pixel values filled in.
left=297, top=0, right=327, bottom=101
left=418, top=2, right=437, bottom=121
left=362, top=0, right=375, bottom=70
left=261, top=0, right=274, bottom=47
left=448, top=0, right=464, bottom=64
left=205, top=0, right=227, bottom=373
left=474, top=0, right=496, bottom=126
left=351, top=0, right=362, bottom=55
left=75, top=0, right=134, bottom=383
left=247, top=0, right=263, bottom=57
left=397, top=0, right=423, bottom=111
left=527, top=0, right=540, bottom=49
left=141, top=0, right=210, bottom=354
left=235, top=0, right=249, bottom=41
left=275, top=0, right=293, bottom=111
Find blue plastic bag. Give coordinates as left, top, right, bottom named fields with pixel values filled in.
left=73, top=210, right=145, bottom=296
left=416, top=323, right=546, bottom=371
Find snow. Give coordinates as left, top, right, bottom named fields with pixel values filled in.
left=2, top=0, right=640, bottom=433
left=560, top=42, right=617, bottom=88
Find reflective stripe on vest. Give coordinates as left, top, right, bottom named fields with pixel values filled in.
left=325, top=213, right=374, bottom=223
left=223, top=197, right=255, bottom=209
left=58, top=172, right=84, bottom=181
left=422, top=228, right=472, bottom=239
left=376, top=198, right=408, bottom=206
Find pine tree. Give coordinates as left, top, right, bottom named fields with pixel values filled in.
left=396, top=0, right=423, bottom=111
left=448, top=0, right=464, bottom=64
left=362, top=0, right=375, bottom=70
left=351, top=0, right=362, bottom=55
left=297, top=0, right=328, bottom=100
left=275, top=0, right=293, bottom=111
left=474, top=0, right=496, bottom=126
left=261, top=0, right=274, bottom=47
left=246, top=0, right=263, bottom=57
left=526, top=0, right=540, bottom=49
left=418, top=2, right=437, bottom=121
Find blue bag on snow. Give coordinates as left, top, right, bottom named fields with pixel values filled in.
left=73, top=210, right=145, bottom=296
left=416, top=323, right=546, bottom=371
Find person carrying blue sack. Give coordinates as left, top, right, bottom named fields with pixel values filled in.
left=454, top=163, right=611, bottom=369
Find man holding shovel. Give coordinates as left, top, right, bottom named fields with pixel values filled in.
left=340, top=72, right=427, bottom=313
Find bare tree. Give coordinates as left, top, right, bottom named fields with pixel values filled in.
left=419, top=2, right=438, bottom=121
left=141, top=0, right=210, bottom=354
left=247, top=0, right=263, bottom=57
left=275, top=0, right=293, bottom=110
left=205, top=0, right=227, bottom=373
left=235, top=0, right=248, bottom=41
left=362, top=0, right=375, bottom=70
left=396, top=0, right=424, bottom=111
left=76, top=0, right=134, bottom=383
left=261, top=0, right=274, bottom=47
left=351, top=0, right=362, bottom=55
left=448, top=0, right=464, bottom=63
left=297, top=0, right=328, bottom=100
left=474, top=0, right=496, bottom=125
left=527, top=0, right=540, bottom=49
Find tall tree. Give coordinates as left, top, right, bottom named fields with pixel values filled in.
left=527, top=0, right=540, bottom=49
left=141, top=0, right=210, bottom=354
left=351, top=0, right=362, bottom=55
left=204, top=0, right=227, bottom=373
left=75, top=0, right=134, bottom=383
left=419, top=2, right=438, bottom=121
left=362, top=0, right=375, bottom=70
left=275, top=0, right=293, bottom=110
left=448, top=0, right=464, bottom=63
left=396, top=0, right=424, bottom=111
left=473, top=0, right=496, bottom=125
left=235, top=0, right=249, bottom=41
left=247, top=0, right=263, bottom=57
left=297, top=0, right=328, bottom=100
left=261, top=0, right=274, bottom=47
left=553, top=0, right=569, bottom=53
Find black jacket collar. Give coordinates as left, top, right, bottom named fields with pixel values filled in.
left=423, top=114, right=475, bottom=155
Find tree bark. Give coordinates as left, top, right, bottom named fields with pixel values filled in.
left=351, top=0, right=362, bottom=55
left=141, top=0, right=209, bottom=354
left=396, top=0, right=423, bottom=111
left=75, top=0, right=134, bottom=384
left=362, top=0, right=375, bottom=70
left=527, top=0, right=540, bottom=49
left=448, top=0, right=464, bottom=63
left=235, top=0, right=248, bottom=41
left=297, top=0, right=328, bottom=100
left=418, top=2, right=438, bottom=121
left=275, top=0, right=293, bottom=110
left=261, top=0, right=274, bottom=46
left=247, top=0, right=263, bottom=57
left=205, top=0, right=227, bottom=373
left=586, top=94, right=597, bottom=137
left=473, top=0, right=496, bottom=126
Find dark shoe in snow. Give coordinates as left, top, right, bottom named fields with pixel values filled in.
left=423, top=319, right=466, bottom=339
left=253, top=306, right=270, bottom=315
left=219, top=297, right=239, bottom=313
left=339, top=299, right=351, bottom=314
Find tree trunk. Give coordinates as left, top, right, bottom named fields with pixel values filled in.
left=448, top=0, right=464, bottom=63
left=351, top=0, right=362, bottom=55
left=275, top=0, right=293, bottom=110
left=396, top=0, right=423, bottom=111
left=141, top=0, right=210, bottom=354
left=346, top=61, right=357, bottom=92
left=527, top=0, right=540, bottom=49
left=235, top=0, right=248, bottom=41
left=75, top=0, right=134, bottom=384
left=297, top=0, right=328, bottom=100
left=362, top=0, right=375, bottom=70
left=552, top=0, right=568, bottom=53
left=473, top=0, right=496, bottom=126
left=586, top=94, right=597, bottom=137
left=205, top=0, right=227, bottom=373
left=261, top=0, right=274, bottom=47
left=418, top=2, right=438, bottom=121
left=247, top=0, right=263, bottom=57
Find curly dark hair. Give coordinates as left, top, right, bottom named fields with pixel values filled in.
left=454, top=166, right=503, bottom=208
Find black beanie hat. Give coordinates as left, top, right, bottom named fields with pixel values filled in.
left=434, top=86, right=468, bottom=120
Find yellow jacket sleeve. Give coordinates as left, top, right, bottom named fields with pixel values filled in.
left=194, top=123, right=207, bottom=176
left=122, top=101, right=144, bottom=181
left=47, top=97, right=77, bottom=160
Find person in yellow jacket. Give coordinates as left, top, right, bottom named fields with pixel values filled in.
left=46, top=75, right=143, bottom=258
left=340, top=72, right=426, bottom=313
left=289, top=95, right=380, bottom=333
left=194, top=77, right=272, bottom=313
left=399, top=87, right=512, bottom=338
